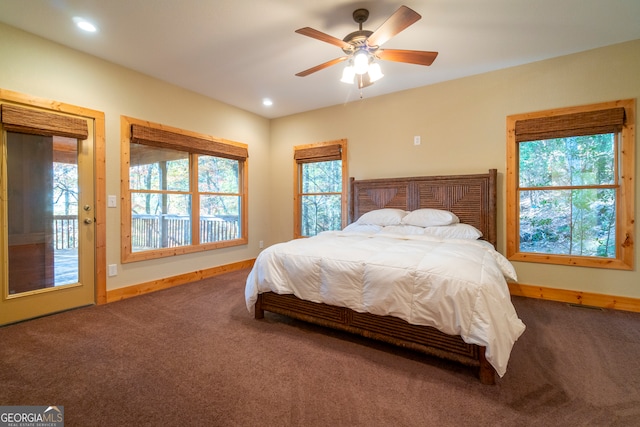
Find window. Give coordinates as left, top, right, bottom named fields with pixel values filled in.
left=506, top=99, right=635, bottom=269
left=294, top=140, right=348, bottom=238
left=121, top=116, right=248, bottom=262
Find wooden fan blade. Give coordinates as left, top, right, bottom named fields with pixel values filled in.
left=377, top=49, right=438, bottom=66
left=295, top=56, right=349, bottom=77
left=366, top=6, right=421, bottom=48
left=295, top=27, right=353, bottom=50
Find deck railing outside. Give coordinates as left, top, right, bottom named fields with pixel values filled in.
left=53, top=215, right=79, bottom=250
left=53, top=215, right=239, bottom=250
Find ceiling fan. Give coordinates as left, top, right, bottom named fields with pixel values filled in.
left=295, top=5, right=438, bottom=88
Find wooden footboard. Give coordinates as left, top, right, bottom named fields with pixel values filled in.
left=255, top=292, right=496, bottom=385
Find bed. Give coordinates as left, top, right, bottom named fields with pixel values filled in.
left=245, top=169, right=525, bottom=384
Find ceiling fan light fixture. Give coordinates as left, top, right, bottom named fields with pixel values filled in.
left=340, top=65, right=355, bottom=84
left=368, top=62, right=384, bottom=82
left=353, top=50, right=369, bottom=75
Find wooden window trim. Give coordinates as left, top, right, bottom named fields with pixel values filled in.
left=121, top=116, right=248, bottom=263
left=293, top=139, right=348, bottom=239
left=506, top=99, right=635, bottom=270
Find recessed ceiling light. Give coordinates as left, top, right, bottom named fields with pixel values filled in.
left=262, top=98, right=273, bottom=107
left=73, top=17, right=97, bottom=33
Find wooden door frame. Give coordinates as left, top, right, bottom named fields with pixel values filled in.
left=1, top=88, right=107, bottom=304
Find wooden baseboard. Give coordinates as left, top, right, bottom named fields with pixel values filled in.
left=508, top=283, right=640, bottom=313
left=105, top=263, right=640, bottom=314
left=105, top=259, right=255, bottom=303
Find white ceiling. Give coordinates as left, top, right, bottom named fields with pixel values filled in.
left=1, top=0, right=639, bottom=119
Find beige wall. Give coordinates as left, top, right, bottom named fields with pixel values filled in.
left=1, top=22, right=639, bottom=300
left=270, top=39, right=640, bottom=299
left=0, top=23, right=271, bottom=291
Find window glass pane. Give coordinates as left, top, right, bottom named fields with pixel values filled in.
left=131, top=193, right=191, bottom=251
left=6, top=133, right=81, bottom=293
left=129, top=142, right=189, bottom=191
left=519, top=134, right=615, bottom=187
left=301, top=194, right=342, bottom=237
left=302, top=160, right=342, bottom=193
left=53, top=160, right=79, bottom=285
left=200, top=195, right=240, bottom=243
left=198, top=156, right=239, bottom=193
left=519, top=189, right=615, bottom=257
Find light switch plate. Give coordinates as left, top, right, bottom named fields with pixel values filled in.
left=108, top=264, right=117, bottom=276
left=108, top=195, right=117, bottom=208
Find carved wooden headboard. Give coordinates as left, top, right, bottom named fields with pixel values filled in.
left=349, top=169, right=497, bottom=247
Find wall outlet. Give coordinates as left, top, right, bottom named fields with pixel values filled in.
left=413, top=135, right=421, bottom=145
left=259, top=240, right=264, bottom=249
left=108, top=264, right=117, bottom=277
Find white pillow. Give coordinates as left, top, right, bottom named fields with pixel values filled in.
left=401, top=208, right=459, bottom=227
left=342, top=223, right=382, bottom=234
left=423, top=223, right=482, bottom=240
left=379, top=225, right=427, bottom=235
left=356, top=208, right=407, bottom=226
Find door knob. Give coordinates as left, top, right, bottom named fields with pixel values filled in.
left=84, top=218, right=93, bottom=224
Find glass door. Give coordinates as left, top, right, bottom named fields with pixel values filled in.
left=0, top=126, right=95, bottom=325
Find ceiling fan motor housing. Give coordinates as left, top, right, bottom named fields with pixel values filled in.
left=342, top=30, right=373, bottom=54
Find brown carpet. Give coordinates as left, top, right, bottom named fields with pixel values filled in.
left=1, top=268, right=639, bottom=426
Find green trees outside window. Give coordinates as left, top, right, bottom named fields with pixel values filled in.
left=518, top=134, right=616, bottom=257
left=300, top=160, right=343, bottom=237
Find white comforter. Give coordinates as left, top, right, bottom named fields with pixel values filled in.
left=245, top=231, right=526, bottom=377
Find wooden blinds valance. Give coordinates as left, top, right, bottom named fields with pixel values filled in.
left=514, top=107, right=626, bottom=142
left=0, top=104, right=88, bottom=139
left=130, top=124, right=248, bottom=160
left=294, top=144, right=342, bottom=163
